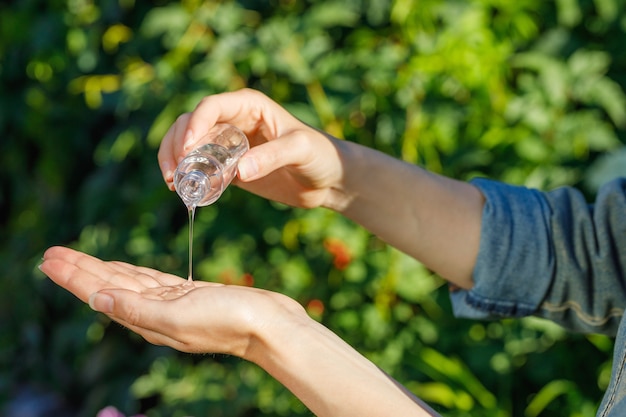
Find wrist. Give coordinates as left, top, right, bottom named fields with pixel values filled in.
left=239, top=296, right=436, bottom=417
left=321, top=138, right=361, bottom=214
left=241, top=294, right=312, bottom=366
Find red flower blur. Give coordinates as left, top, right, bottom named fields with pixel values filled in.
left=306, top=299, right=325, bottom=318
left=323, top=238, right=352, bottom=270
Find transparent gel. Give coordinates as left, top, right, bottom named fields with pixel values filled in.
left=173, top=124, right=249, bottom=282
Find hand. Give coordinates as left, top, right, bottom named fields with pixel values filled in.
left=158, top=89, right=483, bottom=288
left=39, top=246, right=305, bottom=358
left=158, top=88, right=345, bottom=210
left=41, top=246, right=440, bottom=417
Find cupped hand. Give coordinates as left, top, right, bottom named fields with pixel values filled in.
left=40, top=246, right=306, bottom=359
left=158, top=88, right=345, bottom=209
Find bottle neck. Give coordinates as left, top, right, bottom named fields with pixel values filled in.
left=178, top=170, right=211, bottom=208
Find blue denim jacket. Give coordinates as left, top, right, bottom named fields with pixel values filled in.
left=450, top=177, right=626, bottom=416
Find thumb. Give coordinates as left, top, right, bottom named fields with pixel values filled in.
left=237, top=131, right=314, bottom=182
left=89, top=291, right=116, bottom=313
left=89, top=289, right=162, bottom=328
left=88, top=289, right=187, bottom=350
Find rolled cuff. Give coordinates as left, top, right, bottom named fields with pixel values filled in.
left=450, top=178, right=555, bottom=320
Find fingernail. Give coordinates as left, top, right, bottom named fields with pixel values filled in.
left=161, top=161, right=174, bottom=180
left=89, top=293, right=114, bottom=313
left=238, top=157, right=258, bottom=180
left=183, top=129, right=196, bottom=151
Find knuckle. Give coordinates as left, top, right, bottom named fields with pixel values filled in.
left=196, top=96, right=213, bottom=110
left=175, top=112, right=191, bottom=125
left=123, top=304, right=143, bottom=327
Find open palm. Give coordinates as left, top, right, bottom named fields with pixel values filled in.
left=40, top=246, right=304, bottom=358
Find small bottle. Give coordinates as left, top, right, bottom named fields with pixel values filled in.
left=174, top=124, right=249, bottom=208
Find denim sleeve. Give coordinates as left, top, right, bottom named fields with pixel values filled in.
left=450, top=177, right=626, bottom=336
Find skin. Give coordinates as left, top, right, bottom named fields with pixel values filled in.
left=41, top=88, right=486, bottom=416
left=159, top=88, right=484, bottom=288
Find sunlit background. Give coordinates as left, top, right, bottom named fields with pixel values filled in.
left=2, top=0, right=626, bottom=416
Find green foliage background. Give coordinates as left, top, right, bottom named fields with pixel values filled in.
left=2, top=0, right=626, bottom=416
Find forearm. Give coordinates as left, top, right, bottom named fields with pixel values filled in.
left=248, top=311, right=440, bottom=417
left=325, top=139, right=484, bottom=289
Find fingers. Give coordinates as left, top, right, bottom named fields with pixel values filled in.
left=90, top=285, right=250, bottom=355
left=158, top=112, right=191, bottom=189
left=185, top=89, right=272, bottom=144
left=88, top=289, right=194, bottom=351
left=43, top=245, right=93, bottom=264
left=40, top=246, right=177, bottom=300
left=89, top=289, right=165, bottom=325
left=108, top=261, right=185, bottom=288
left=41, top=257, right=103, bottom=303
left=237, top=130, right=312, bottom=182
left=41, top=246, right=127, bottom=301
left=234, top=128, right=343, bottom=209
left=41, top=246, right=257, bottom=354
left=157, top=89, right=298, bottom=189
left=157, top=90, right=258, bottom=188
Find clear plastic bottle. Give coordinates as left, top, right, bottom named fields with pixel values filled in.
left=174, top=124, right=249, bottom=208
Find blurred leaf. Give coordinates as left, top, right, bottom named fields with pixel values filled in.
left=585, top=146, right=626, bottom=192
left=2, top=0, right=623, bottom=416
left=524, top=380, right=577, bottom=417
left=140, top=4, right=190, bottom=40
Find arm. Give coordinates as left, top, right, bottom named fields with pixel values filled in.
left=328, top=138, right=483, bottom=288
left=40, top=246, right=440, bottom=417
left=253, top=301, right=441, bottom=416
left=158, top=88, right=484, bottom=289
